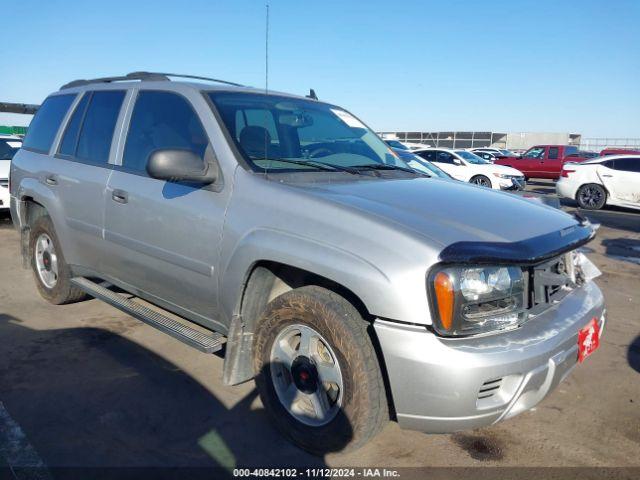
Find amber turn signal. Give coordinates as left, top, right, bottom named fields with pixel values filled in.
left=434, top=272, right=454, bottom=331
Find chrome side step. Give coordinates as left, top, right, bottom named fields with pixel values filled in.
left=71, top=277, right=224, bottom=354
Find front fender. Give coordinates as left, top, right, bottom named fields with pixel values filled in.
left=220, top=227, right=395, bottom=322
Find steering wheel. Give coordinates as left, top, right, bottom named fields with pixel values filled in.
left=308, top=147, right=334, bottom=158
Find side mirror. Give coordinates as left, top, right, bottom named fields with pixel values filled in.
left=453, top=158, right=462, bottom=165
left=146, top=149, right=217, bottom=184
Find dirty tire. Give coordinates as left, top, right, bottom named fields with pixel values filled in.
left=29, top=215, right=86, bottom=304
left=576, top=183, right=607, bottom=210
left=470, top=175, right=492, bottom=188
left=253, top=286, right=388, bottom=455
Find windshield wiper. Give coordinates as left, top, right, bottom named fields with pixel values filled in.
left=351, top=163, right=427, bottom=175
left=253, top=157, right=360, bottom=174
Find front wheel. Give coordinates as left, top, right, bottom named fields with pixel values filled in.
left=576, top=183, right=606, bottom=210
left=470, top=175, right=492, bottom=188
left=253, top=286, right=388, bottom=455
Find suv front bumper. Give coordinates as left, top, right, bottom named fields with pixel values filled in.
left=374, top=280, right=605, bottom=433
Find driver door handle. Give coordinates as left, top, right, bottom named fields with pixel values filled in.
left=601, top=174, right=613, bottom=178
left=111, top=189, right=128, bottom=204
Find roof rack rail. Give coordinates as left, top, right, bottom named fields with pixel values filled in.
left=60, top=72, right=169, bottom=90
left=60, top=71, right=245, bottom=90
left=140, top=72, right=246, bottom=87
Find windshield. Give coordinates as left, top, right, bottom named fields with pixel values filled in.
left=208, top=92, right=410, bottom=172
left=454, top=150, right=489, bottom=164
left=0, top=139, right=22, bottom=160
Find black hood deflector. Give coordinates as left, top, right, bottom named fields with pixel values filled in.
left=439, top=221, right=595, bottom=266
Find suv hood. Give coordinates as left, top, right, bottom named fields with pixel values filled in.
left=298, top=177, right=580, bottom=248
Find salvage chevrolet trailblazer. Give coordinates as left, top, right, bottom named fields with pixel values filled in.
left=10, top=72, right=605, bottom=453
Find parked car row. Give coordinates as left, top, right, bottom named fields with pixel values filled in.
left=383, top=139, right=430, bottom=151
left=412, top=148, right=526, bottom=190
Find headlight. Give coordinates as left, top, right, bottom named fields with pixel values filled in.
left=428, top=265, right=526, bottom=336
left=493, top=173, right=509, bottom=179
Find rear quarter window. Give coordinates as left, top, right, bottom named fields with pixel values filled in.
left=22, top=94, right=76, bottom=153
left=613, top=157, right=640, bottom=173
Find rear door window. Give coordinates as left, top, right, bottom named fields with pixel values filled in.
left=76, top=91, right=125, bottom=164
left=22, top=94, right=76, bottom=153
left=58, top=91, right=125, bottom=164
left=416, top=150, right=436, bottom=162
left=122, top=91, right=209, bottom=173
left=548, top=147, right=559, bottom=160
left=612, top=157, right=640, bottom=173
left=435, top=151, right=455, bottom=164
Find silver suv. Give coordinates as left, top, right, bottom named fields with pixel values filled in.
left=10, top=72, right=605, bottom=454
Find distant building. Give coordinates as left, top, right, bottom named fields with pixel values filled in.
left=378, top=131, right=582, bottom=151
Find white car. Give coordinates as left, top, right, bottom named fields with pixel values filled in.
left=384, top=139, right=431, bottom=151
left=471, top=147, right=517, bottom=157
left=414, top=148, right=526, bottom=190
left=556, top=155, right=640, bottom=210
left=470, top=150, right=498, bottom=163
left=0, top=135, right=23, bottom=211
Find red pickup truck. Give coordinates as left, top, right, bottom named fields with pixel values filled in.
left=494, top=145, right=593, bottom=179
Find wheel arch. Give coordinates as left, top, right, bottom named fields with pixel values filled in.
left=222, top=259, right=377, bottom=386
left=16, top=196, right=49, bottom=268
left=223, top=260, right=396, bottom=419
left=469, top=174, right=492, bottom=188
left=576, top=182, right=609, bottom=206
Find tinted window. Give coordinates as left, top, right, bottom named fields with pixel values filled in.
left=0, top=138, right=22, bottom=160
left=435, top=151, right=455, bottom=164
left=22, top=94, right=75, bottom=153
left=524, top=147, right=545, bottom=159
left=548, top=147, right=559, bottom=160
left=123, top=91, right=209, bottom=172
left=59, top=93, right=90, bottom=156
left=613, top=157, right=640, bottom=173
left=76, top=91, right=125, bottom=164
left=565, top=146, right=578, bottom=155
left=416, top=150, right=436, bottom=162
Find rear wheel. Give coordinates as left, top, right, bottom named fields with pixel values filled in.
left=253, top=286, right=388, bottom=455
left=30, top=216, right=86, bottom=304
left=576, top=184, right=606, bottom=210
left=470, top=175, right=492, bottom=188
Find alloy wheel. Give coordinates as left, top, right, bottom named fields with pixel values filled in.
left=34, top=233, right=59, bottom=288
left=270, top=324, right=343, bottom=427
